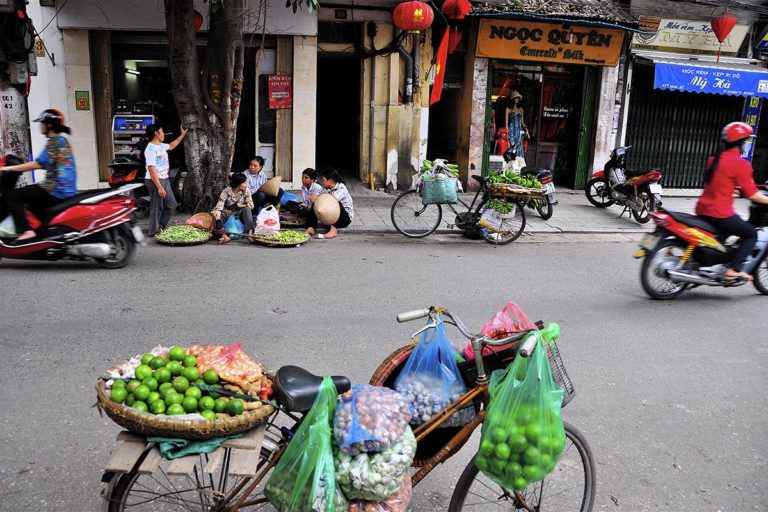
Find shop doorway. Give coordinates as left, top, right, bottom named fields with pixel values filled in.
left=490, top=62, right=586, bottom=187
left=316, top=54, right=360, bottom=179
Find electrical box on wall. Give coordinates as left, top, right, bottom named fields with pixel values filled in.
left=0, top=0, right=15, bottom=13
left=8, top=61, right=29, bottom=84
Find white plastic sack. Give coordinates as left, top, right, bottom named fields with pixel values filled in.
left=478, top=208, right=503, bottom=232
left=256, top=205, right=280, bottom=235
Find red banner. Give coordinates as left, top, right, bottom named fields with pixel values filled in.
left=430, top=29, right=450, bottom=106
left=268, top=74, right=292, bottom=109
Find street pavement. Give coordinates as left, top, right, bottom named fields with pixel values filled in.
left=0, top=235, right=766, bottom=511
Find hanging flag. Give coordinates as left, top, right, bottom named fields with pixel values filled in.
left=430, top=28, right=450, bottom=106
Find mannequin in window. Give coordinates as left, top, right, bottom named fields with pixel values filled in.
left=504, top=91, right=530, bottom=172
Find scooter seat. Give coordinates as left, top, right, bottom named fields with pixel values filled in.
left=665, top=210, right=720, bottom=234
left=43, top=189, right=107, bottom=216
left=272, top=365, right=351, bottom=413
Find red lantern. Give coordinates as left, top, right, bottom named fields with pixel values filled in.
left=711, top=12, right=737, bottom=43
left=392, top=1, right=434, bottom=33
left=448, top=26, right=463, bottom=54
left=442, top=0, right=471, bottom=20
left=194, top=10, right=204, bottom=32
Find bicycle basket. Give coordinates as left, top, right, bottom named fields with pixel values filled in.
left=422, top=177, right=458, bottom=205
left=457, top=337, right=575, bottom=408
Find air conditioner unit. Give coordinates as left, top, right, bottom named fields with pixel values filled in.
left=488, top=155, right=505, bottom=174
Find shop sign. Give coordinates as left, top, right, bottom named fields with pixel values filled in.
left=631, top=19, right=748, bottom=56
left=654, top=61, right=768, bottom=98
left=75, top=91, right=90, bottom=111
left=476, top=19, right=624, bottom=66
left=741, top=97, right=761, bottom=160
left=34, top=38, right=45, bottom=57
left=757, top=27, right=768, bottom=50
left=268, top=74, right=292, bottom=109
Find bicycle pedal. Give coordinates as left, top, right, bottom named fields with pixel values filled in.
left=447, top=224, right=455, bottom=229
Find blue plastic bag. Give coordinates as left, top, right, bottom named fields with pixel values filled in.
left=280, top=191, right=300, bottom=206
left=333, top=384, right=411, bottom=455
left=394, top=317, right=474, bottom=427
left=223, top=214, right=244, bottom=240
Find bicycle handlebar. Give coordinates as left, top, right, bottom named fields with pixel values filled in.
left=397, top=306, right=539, bottom=357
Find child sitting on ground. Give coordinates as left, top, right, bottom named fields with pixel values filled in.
left=211, top=173, right=254, bottom=244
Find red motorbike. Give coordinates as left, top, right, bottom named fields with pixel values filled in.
left=634, top=186, right=768, bottom=299
left=0, top=159, right=143, bottom=268
left=585, top=146, right=663, bottom=223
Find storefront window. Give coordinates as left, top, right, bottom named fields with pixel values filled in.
left=490, top=61, right=584, bottom=185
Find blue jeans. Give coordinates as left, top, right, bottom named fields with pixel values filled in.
left=701, top=214, right=757, bottom=271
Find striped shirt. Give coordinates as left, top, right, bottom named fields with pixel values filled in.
left=244, top=170, right=267, bottom=194
left=302, top=182, right=323, bottom=207
left=325, top=182, right=354, bottom=219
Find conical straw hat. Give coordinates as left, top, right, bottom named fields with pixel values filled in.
left=313, top=193, right=340, bottom=225
left=259, top=176, right=282, bottom=197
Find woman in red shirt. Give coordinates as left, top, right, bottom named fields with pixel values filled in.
left=696, top=122, right=768, bottom=281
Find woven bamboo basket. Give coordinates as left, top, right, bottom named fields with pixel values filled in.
left=489, top=183, right=546, bottom=200
left=155, top=234, right=212, bottom=247
left=186, top=212, right=214, bottom=232
left=95, top=380, right=274, bottom=440
left=279, top=211, right=307, bottom=228
left=251, top=231, right=309, bottom=248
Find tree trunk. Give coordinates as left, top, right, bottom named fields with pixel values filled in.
left=165, top=0, right=245, bottom=212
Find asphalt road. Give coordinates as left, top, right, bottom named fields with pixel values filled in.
left=0, top=233, right=766, bottom=511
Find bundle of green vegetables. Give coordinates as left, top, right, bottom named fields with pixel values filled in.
left=489, top=170, right=542, bottom=189
left=155, top=225, right=211, bottom=244
left=421, top=159, right=460, bottom=178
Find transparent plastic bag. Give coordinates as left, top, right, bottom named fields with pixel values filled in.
left=334, top=427, right=416, bottom=501
left=463, top=302, right=538, bottom=360
left=265, top=376, right=347, bottom=512
left=394, top=318, right=474, bottom=427
left=334, top=385, right=411, bottom=456
left=476, top=333, right=566, bottom=492
left=347, top=476, right=412, bottom=512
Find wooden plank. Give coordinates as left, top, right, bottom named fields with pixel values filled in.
left=116, top=431, right=146, bottom=444
left=105, top=441, right=148, bottom=473
left=222, top=425, right=266, bottom=451
left=166, top=455, right=199, bottom=476
left=138, top=446, right=163, bottom=475
left=204, top=448, right=225, bottom=474
left=227, top=448, right=262, bottom=477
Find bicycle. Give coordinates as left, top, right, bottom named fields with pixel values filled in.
left=103, top=307, right=595, bottom=511
left=390, top=163, right=529, bottom=245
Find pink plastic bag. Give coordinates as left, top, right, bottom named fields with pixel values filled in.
left=463, top=302, right=538, bottom=360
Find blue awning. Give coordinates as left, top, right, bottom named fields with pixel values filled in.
left=652, top=58, right=768, bottom=98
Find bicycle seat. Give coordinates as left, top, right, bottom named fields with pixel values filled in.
left=665, top=210, right=721, bottom=234
left=273, top=365, right=351, bottom=413
left=472, top=175, right=491, bottom=186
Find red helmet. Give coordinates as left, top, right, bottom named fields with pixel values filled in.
left=721, top=122, right=753, bottom=143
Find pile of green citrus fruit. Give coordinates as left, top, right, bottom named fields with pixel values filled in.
left=475, top=404, right=566, bottom=491
left=108, top=345, right=246, bottom=420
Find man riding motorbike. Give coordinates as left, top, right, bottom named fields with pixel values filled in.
left=695, top=122, right=768, bottom=281
left=0, top=109, right=78, bottom=242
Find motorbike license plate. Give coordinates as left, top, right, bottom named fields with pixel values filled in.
left=649, top=183, right=663, bottom=194
left=639, top=233, right=658, bottom=250
left=545, top=182, right=556, bottom=193
left=131, top=226, right=145, bottom=244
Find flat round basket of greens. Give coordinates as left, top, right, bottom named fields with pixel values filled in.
left=251, top=229, right=309, bottom=247
left=155, top=225, right=212, bottom=246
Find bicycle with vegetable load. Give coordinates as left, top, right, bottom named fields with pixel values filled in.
left=390, top=159, right=533, bottom=245
left=103, top=306, right=595, bottom=511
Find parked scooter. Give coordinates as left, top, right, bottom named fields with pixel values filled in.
left=0, top=160, right=143, bottom=268
left=107, top=136, right=182, bottom=217
left=635, top=186, right=768, bottom=299
left=585, top=146, right=663, bottom=223
left=500, top=155, right=557, bottom=220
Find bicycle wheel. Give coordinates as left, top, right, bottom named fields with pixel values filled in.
left=108, top=445, right=276, bottom=511
left=390, top=189, right=442, bottom=238
left=480, top=202, right=526, bottom=245
left=448, top=421, right=596, bottom=512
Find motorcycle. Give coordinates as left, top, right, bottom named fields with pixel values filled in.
left=585, top=146, right=663, bottom=223
left=522, top=166, right=557, bottom=220
left=107, top=136, right=182, bottom=217
left=0, top=159, right=144, bottom=269
left=634, top=190, right=768, bottom=299
left=501, top=149, right=557, bottom=220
